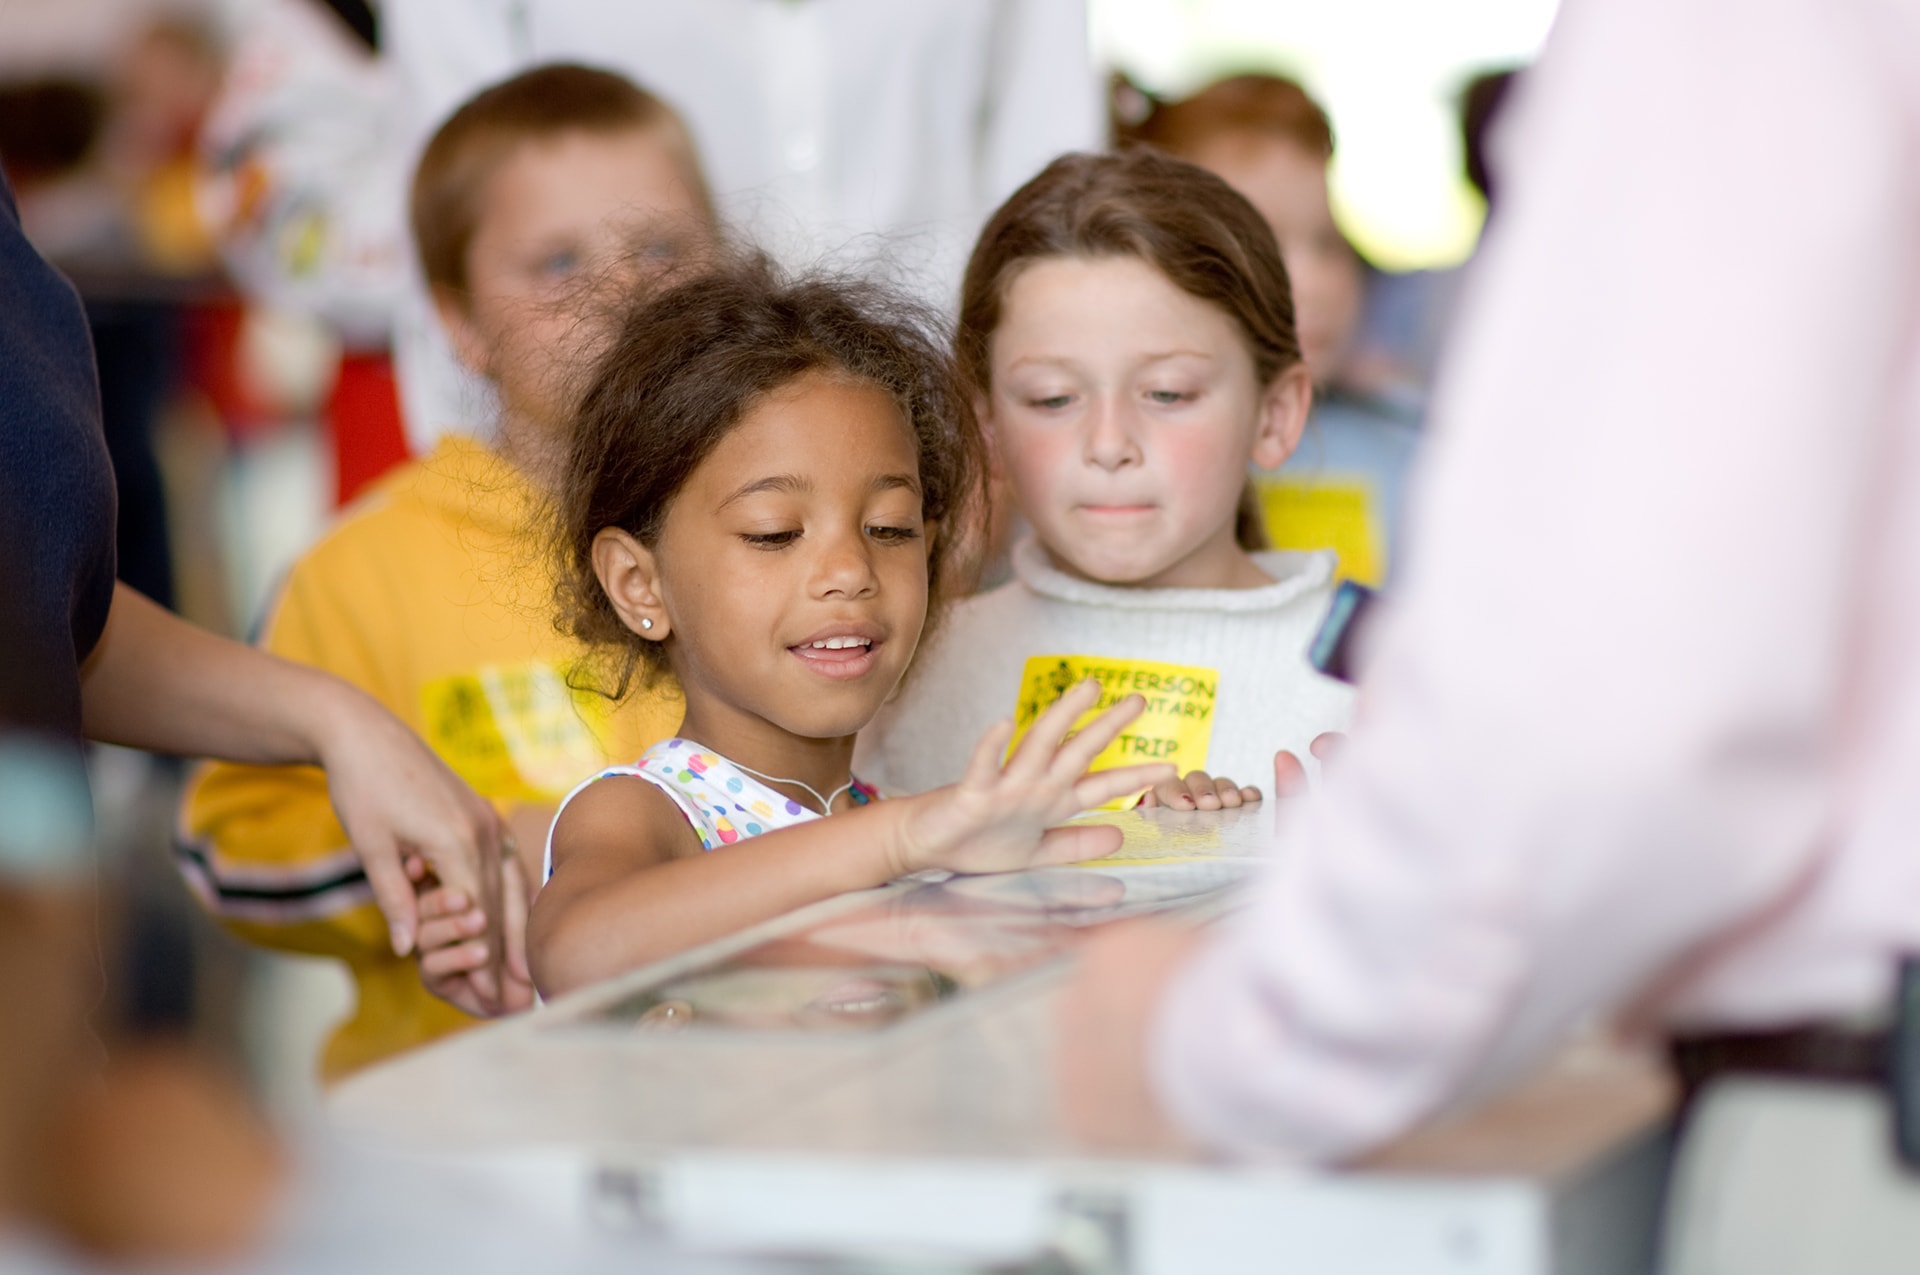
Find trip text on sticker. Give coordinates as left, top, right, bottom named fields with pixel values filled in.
left=420, top=662, right=609, bottom=802
left=1008, top=655, right=1218, bottom=808
left=1255, top=474, right=1383, bottom=586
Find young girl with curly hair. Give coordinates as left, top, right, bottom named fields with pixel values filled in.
left=523, top=259, right=1172, bottom=997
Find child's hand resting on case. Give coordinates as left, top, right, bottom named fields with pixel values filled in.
left=891, top=680, right=1176, bottom=876
left=1137, top=728, right=1353, bottom=809
left=1138, top=771, right=1263, bottom=811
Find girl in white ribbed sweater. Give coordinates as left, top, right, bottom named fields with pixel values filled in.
left=859, top=150, right=1353, bottom=803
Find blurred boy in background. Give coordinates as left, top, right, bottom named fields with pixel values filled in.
left=180, top=64, right=716, bottom=1081
left=1119, top=74, right=1420, bottom=587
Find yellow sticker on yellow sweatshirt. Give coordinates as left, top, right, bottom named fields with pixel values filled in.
left=1255, top=475, right=1384, bottom=587
left=1007, top=656, right=1218, bottom=808
left=420, top=662, right=609, bottom=802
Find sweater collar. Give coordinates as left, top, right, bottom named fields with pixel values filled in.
left=1009, top=536, right=1334, bottom=613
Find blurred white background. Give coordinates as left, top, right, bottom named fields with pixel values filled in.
left=1093, top=0, right=1558, bottom=268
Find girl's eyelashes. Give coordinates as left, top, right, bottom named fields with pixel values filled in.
left=740, top=529, right=803, bottom=549
left=737, top=524, right=920, bottom=548
left=1014, top=387, right=1198, bottom=409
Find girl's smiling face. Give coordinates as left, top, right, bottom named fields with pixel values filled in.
left=606, top=371, right=932, bottom=742
left=986, top=255, right=1311, bottom=589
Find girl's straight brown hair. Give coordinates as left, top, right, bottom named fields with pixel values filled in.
left=958, top=148, right=1302, bottom=396
left=956, top=149, right=1303, bottom=549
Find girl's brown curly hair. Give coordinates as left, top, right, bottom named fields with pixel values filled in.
left=555, top=254, right=986, bottom=701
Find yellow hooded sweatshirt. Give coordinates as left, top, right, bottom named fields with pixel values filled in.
left=179, top=436, right=677, bottom=1082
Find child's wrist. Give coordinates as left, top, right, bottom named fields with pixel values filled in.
left=876, top=798, right=934, bottom=881
left=299, top=671, right=371, bottom=770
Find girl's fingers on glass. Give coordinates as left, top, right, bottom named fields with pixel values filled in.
left=1032, top=822, right=1124, bottom=866
left=1074, top=762, right=1176, bottom=811
left=1051, top=693, right=1146, bottom=778
left=964, top=717, right=1019, bottom=787
left=1009, top=680, right=1103, bottom=774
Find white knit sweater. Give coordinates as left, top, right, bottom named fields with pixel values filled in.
left=858, top=538, right=1355, bottom=795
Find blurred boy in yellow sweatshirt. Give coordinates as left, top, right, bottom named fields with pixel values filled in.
left=179, top=64, right=717, bottom=1081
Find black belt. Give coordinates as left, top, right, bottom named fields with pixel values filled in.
left=1669, top=1024, right=1888, bottom=1110
left=1668, top=957, right=1920, bottom=1171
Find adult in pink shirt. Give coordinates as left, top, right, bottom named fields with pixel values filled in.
left=1065, top=0, right=1920, bottom=1267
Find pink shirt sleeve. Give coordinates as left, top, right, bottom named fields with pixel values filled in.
left=1152, top=0, right=1920, bottom=1160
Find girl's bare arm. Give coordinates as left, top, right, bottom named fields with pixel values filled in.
left=527, top=684, right=1173, bottom=998
left=527, top=778, right=907, bottom=997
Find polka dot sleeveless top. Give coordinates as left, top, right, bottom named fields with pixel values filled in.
left=543, top=737, right=878, bottom=882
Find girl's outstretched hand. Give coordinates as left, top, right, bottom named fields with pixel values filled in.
left=889, top=680, right=1176, bottom=877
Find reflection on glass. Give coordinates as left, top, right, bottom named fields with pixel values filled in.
left=573, top=859, right=1253, bottom=1035
left=606, top=964, right=960, bottom=1032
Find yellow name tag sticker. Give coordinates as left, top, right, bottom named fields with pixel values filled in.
left=1007, top=655, right=1219, bottom=809
left=1255, top=474, right=1383, bottom=587
left=420, top=662, right=609, bottom=802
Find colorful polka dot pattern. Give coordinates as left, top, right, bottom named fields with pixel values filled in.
left=587, top=737, right=876, bottom=853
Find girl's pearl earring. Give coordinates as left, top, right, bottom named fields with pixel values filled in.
left=641, top=618, right=654, bottom=630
